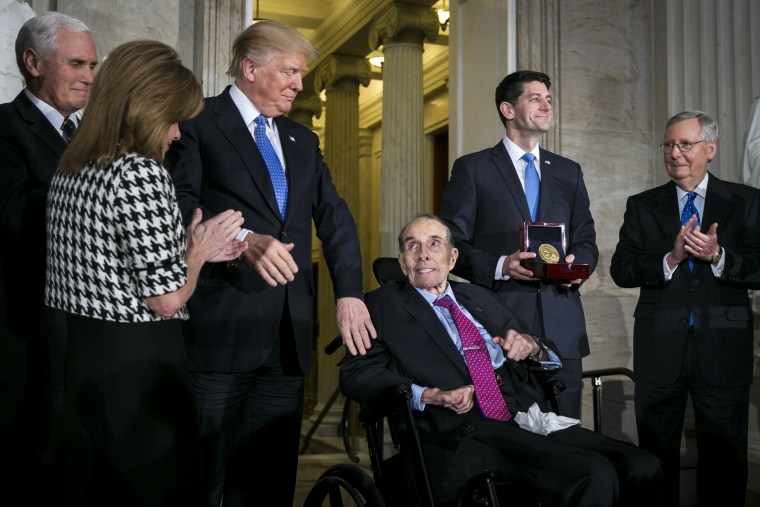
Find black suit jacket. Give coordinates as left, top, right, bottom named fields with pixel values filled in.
left=0, top=91, right=68, bottom=336
left=339, top=280, right=553, bottom=436
left=167, top=85, right=363, bottom=373
left=439, top=141, right=598, bottom=359
left=610, top=175, right=760, bottom=386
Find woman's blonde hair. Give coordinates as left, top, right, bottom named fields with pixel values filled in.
left=59, top=40, right=203, bottom=173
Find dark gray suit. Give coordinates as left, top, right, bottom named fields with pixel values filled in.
left=610, top=174, right=760, bottom=506
left=439, top=141, right=598, bottom=417
left=340, top=280, right=661, bottom=506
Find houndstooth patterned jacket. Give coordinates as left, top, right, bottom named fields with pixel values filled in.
left=45, top=153, right=189, bottom=322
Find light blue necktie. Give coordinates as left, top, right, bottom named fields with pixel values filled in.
left=681, top=191, right=700, bottom=326
left=522, top=153, right=540, bottom=221
left=254, top=115, right=288, bottom=219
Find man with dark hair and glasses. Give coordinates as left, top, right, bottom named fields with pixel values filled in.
left=611, top=111, right=760, bottom=506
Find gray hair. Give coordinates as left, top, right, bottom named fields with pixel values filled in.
left=15, top=12, right=90, bottom=77
left=397, top=214, right=455, bottom=253
left=666, top=111, right=719, bottom=142
left=226, top=19, right=318, bottom=80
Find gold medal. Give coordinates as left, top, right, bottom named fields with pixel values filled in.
left=538, top=243, right=560, bottom=264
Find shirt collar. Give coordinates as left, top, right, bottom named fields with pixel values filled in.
left=23, top=88, right=76, bottom=132
left=675, top=172, right=709, bottom=202
left=502, top=135, right=540, bottom=167
left=414, top=283, right=456, bottom=306
left=230, top=82, right=265, bottom=127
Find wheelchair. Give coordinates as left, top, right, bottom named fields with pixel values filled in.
left=301, top=258, right=634, bottom=507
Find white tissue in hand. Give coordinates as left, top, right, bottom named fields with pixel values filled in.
left=514, top=403, right=580, bottom=435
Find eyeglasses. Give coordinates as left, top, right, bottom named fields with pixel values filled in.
left=659, top=140, right=704, bottom=153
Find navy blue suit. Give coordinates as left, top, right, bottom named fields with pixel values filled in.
left=340, top=280, right=661, bottom=506
left=168, top=85, right=363, bottom=507
left=439, top=141, right=598, bottom=417
left=610, top=174, right=760, bottom=506
left=0, top=91, right=69, bottom=504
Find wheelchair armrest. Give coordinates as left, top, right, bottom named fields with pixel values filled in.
left=542, top=378, right=566, bottom=415
left=357, top=384, right=412, bottom=425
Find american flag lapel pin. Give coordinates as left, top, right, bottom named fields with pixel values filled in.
left=544, top=160, right=551, bottom=165
left=288, top=135, right=295, bottom=142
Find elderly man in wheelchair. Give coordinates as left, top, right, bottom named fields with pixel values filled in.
left=338, top=214, right=663, bottom=507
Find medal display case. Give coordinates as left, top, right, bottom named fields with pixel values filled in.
left=519, top=221, right=590, bottom=281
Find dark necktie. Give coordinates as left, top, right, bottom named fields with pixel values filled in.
left=61, top=117, right=77, bottom=144
left=254, top=115, right=288, bottom=219
left=433, top=295, right=511, bottom=422
left=680, top=191, right=701, bottom=271
left=522, top=153, right=540, bottom=221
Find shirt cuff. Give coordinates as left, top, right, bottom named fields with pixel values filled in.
left=411, top=384, right=427, bottom=411
left=495, top=255, right=510, bottom=281
left=236, top=228, right=252, bottom=241
left=663, top=253, right=676, bottom=281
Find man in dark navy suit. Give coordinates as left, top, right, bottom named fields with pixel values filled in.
left=341, top=214, right=661, bottom=507
left=168, top=19, right=375, bottom=507
left=439, top=70, right=598, bottom=418
left=0, top=12, right=97, bottom=504
left=611, top=111, right=760, bottom=506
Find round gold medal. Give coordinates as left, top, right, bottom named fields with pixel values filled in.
left=538, top=243, right=560, bottom=264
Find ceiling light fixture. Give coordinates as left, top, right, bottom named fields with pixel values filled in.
left=437, top=0, right=450, bottom=31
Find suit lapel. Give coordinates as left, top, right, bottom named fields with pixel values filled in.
left=211, top=88, right=281, bottom=221
left=274, top=117, right=305, bottom=223
left=491, top=142, right=532, bottom=221
left=653, top=181, right=681, bottom=243
left=702, top=173, right=732, bottom=231
left=399, top=283, right=470, bottom=378
left=15, top=92, right=67, bottom=159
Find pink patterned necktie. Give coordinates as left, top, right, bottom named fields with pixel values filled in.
left=433, top=295, right=511, bottom=422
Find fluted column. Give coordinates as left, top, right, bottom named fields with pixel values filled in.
left=288, top=92, right=322, bottom=131
left=313, top=55, right=371, bottom=402
left=370, top=2, right=439, bottom=256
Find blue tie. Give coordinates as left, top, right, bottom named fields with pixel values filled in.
left=254, top=115, right=288, bottom=219
left=522, top=153, right=539, bottom=221
left=680, top=191, right=700, bottom=271
left=681, top=191, right=700, bottom=326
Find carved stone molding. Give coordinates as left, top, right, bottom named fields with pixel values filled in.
left=369, top=2, right=439, bottom=50
left=288, top=92, right=322, bottom=130
left=314, top=55, right=371, bottom=93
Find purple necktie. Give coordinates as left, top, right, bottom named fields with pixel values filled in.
left=433, top=295, right=511, bottom=422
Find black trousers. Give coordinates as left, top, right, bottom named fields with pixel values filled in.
left=425, top=419, right=663, bottom=507
left=193, top=336, right=304, bottom=507
left=635, top=329, right=749, bottom=507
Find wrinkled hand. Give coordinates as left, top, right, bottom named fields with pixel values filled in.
left=421, top=385, right=474, bottom=414
left=666, top=215, right=697, bottom=268
left=492, top=330, right=539, bottom=361
left=187, top=209, right=244, bottom=262
left=337, top=297, right=377, bottom=356
left=241, top=232, right=298, bottom=287
left=502, top=249, right=539, bottom=281
left=684, top=222, right=720, bottom=262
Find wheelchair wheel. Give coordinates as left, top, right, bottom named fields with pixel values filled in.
left=303, top=463, right=386, bottom=507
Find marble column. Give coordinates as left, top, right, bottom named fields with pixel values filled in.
left=370, top=2, right=439, bottom=256
left=313, top=55, right=371, bottom=403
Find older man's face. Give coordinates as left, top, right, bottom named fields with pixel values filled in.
left=663, top=118, right=717, bottom=192
left=27, top=28, right=97, bottom=116
left=244, top=52, right=306, bottom=118
left=398, top=218, right=458, bottom=296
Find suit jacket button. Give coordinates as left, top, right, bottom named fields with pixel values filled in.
left=281, top=231, right=288, bottom=240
